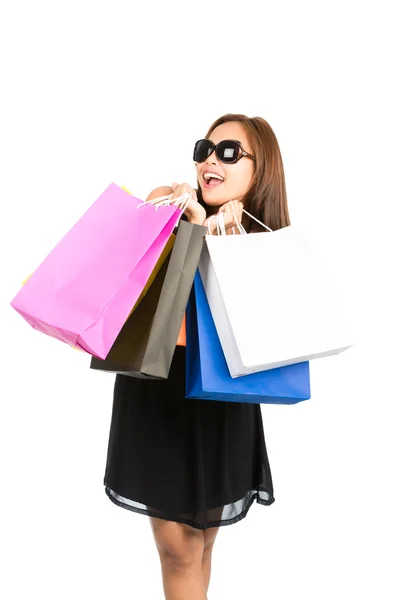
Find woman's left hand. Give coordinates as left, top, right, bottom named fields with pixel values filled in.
left=218, top=200, right=244, bottom=233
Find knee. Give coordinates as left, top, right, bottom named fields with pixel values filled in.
left=158, top=537, right=204, bottom=572
left=150, top=519, right=204, bottom=571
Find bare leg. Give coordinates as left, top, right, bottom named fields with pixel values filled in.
left=149, top=517, right=207, bottom=600
left=201, top=505, right=223, bottom=594
left=202, top=526, right=220, bottom=593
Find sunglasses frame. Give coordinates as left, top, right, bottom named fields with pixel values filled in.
left=193, top=139, right=256, bottom=164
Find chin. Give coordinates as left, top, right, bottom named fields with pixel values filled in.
left=201, top=189, right=227, bottom=207
left=203, top=198, right=225, bottom=207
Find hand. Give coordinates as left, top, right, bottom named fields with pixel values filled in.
left=171, top=182, right=206, bottom=226
left=217, top=200, right=244, bottom=234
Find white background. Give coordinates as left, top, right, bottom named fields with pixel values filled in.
left=1, top=1, right=399, bottom=599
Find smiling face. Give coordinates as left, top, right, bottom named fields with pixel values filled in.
left=195, top=121, right=256, bottom=208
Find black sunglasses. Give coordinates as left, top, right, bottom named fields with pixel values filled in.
left=193, top=139, right=256, bottom=164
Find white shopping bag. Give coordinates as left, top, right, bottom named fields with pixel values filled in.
left=198, top=214, right=353, bottom=377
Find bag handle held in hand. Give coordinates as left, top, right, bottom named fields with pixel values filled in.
left=138, top=190, right=273, bottom=234
left=208, top=209, right=273, bottom=236
left=137, top=192, right=192, bottom=213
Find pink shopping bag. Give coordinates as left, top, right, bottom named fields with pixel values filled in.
left=10, top=183, right=183, bottom=359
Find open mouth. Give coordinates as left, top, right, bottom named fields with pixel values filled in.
left=203, top=173, right=225, bottom=189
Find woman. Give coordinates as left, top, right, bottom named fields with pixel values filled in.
left=103, top=113, right=290, bottom=599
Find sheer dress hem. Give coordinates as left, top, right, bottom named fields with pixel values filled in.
left=104, top=484, right=275, bottom=531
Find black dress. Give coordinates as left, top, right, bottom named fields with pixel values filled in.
left=103, top=345, right=275, bottom=531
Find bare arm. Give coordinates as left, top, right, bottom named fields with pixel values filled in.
left=145, top=184, right=206, bottom=225
left=145, top=186, right=174, bottom=202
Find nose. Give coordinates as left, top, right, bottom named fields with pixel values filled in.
left=205, top=148, right=218, bottom=164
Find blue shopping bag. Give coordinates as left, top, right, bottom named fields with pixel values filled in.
left=185, top=272, right=311, bottom=404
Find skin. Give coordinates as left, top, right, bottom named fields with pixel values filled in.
left=171, top=121, right=256, bottom=233
left=146, top=121, right=256, bottom=599
left=149, top=518, right=220, bottom=600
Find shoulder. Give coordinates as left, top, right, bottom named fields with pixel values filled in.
left=145, top=186, right=173, bottom=202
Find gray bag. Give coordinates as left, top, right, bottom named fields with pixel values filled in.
left=90, top=220, right=206, bottom=379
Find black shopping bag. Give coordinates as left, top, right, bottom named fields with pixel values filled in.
left=90, top=220, right=206, bottom=379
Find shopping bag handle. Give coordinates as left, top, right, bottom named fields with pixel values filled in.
left=137, top=192, right=191, bottom=212
left=208, top=212, right=247, bottom=236
left=243, top=209, right=272, bottom=232
left=139, top=191, right=273, bottom=234
left=208, top=209, right=273, bottom=235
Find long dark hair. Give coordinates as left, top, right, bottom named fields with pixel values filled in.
left=196, top=113, right=290, bottom=232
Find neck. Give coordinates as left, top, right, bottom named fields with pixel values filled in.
left=206, top=205, right=220, bottom=217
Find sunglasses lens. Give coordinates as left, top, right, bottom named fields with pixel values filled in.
left=217, top=140, right=240, bottom=162
left=193, top=140, right=213, bottom=162
left=193, top=139, right=242, bottom=163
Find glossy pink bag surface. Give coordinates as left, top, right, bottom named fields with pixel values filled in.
left=10, top=183, right=182, bottom=358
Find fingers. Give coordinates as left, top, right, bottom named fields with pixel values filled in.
left=218, top=200, right=244, bottom=231
left=170, top=182, right=183, bottom=200
left=234, top=200, right=244, bottom=223
left=170, top=182, right=197, bottom=203
left=233, top=200, right=244, bottom=225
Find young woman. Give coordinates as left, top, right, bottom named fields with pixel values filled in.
left=103, top=114, right=290, bottom=600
